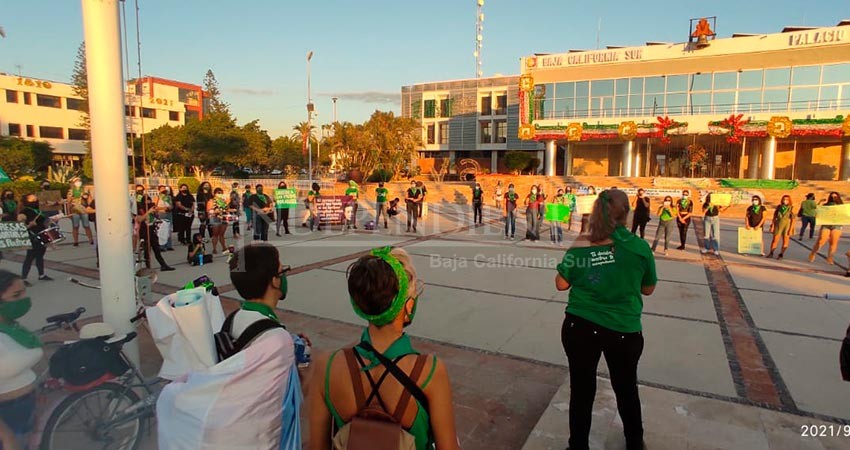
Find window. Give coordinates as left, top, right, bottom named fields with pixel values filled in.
left=66, top=98, right=83, bottom=110
left=480, top=95, right=492, bottom=115
left=556, top=82, right=575, bottom=98
left=169, top=111, right=180, bottom=121
left=26, top=125, right=34, bottom=137
left=738, top=70, right=762, bottom=89
left=764, top=68, right=790, bottom=87
left=423, top=100, right=436, bottom=118
left=712, top=92, right=735, bottom=113
left=426, top=124, right=435, bottom=145
left=36, top=94, right=61, bottom=108
left=185, top=110, right=200, bottom=122
left=7, top=123, right=21, bottom=137
left=820, top=85, right=839, bottom=104
left=644, top=76, right=665, bottom=94
left=822, top=63, right=850, bottom=85
left=39, top=126, right=63, bottom=139
left=5, top=90, right=18, bottom=103
left=792, top=66, right=820, bottom=86
left=666, top=75, right=687, bottom=93
left=689, top=93, right=711, bottom=114
left=438, top=123, right=448, bottom=144
left=690, top=73, right=712, bottom=91
left=125, top=105, right=136, bottom=116
left=737, top=90, right=761, bottom=111
left=178, top=88, right=200, bottom=106
left=665, top=93, right=687, bottom=113
left=23, top=92, right=32, bottom=105
left=791, top=87, right=819, bottom=110
left=713, top=72, right=737, bottom=90
left=141, top=107, right=156, bottom=118
left=68, top=128, right=87, bottom=140
left=479, top=121, right=491, bottom=144
left=439, top=98, right=452, bottom=118
left=494, top=120, right=507, bottom=144
left=629, top=78, right=644, bottom=95
left=494, top=94, right=507, bottom=115
left=615, top=78, right=629, bottom=95
left=763, top=88, right=789, bottom=108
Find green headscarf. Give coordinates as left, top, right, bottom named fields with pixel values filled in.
left=350, top=246, right=410, bottom=327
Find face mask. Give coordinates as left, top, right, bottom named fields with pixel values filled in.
left=74, top=181, right=82, bottom=188
left=136, top=189, right=144, bottom=194
left=508, top=187, right=514, bottom=192
left=0, top=297, right=32, bottom=320
left=663, top=201, right=671, bottom=206
left=753, top=200, right=760, bottom=206
left=531, top=189, right=537, bottom=195
left=403, top=297, right=418, bottom=328
left=257, top=188, right=263, bottom=194
left=278, top=273, right=288, bottom=300
left=683, top=193, right=689, bottom=198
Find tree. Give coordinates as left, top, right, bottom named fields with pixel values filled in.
left=364, top=111, right=421, bottom=179
left=239, top=120, right=273, bottom=170
left=71, top=42, right=94, bottom=179
left=327, top=121, right=378, bottom=177
left=203, top=69, right=230, bottom=115
left=504, top=151, right=533, bottom=174
left=0, top=137, right=53, bottom=177
left=271, top=136, right=305, bottom=170
left=291, top=121, right=315, bottom=154
left=183, top=111, right=246, bottom=177
left=146, top=124, right=187, bottom=176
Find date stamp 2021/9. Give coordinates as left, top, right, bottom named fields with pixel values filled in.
left=800, top=424, right=850, bottom=437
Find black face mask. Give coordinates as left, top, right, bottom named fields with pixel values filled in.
left=4, top=194, right=12, bottom=199
left=25, top=201, right=38, bottom=208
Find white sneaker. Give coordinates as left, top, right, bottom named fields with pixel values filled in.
left=663, top=251, right=668, bottom=256
left=713, top=250, right=720, bottom=255
left=700, top=249, right=709, bottom=254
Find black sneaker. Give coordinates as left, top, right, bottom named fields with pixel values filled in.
left=38, top=275, right=53, bottom=281
left=160, top=266, right=176, bottom=272
left=23, top=280, right=32, bottom=287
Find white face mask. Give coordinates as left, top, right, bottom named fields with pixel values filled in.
left=753, top=200, right=760, bottom=206
left=683, top=193, right=689, bottom=198
left=74, top=181, right=82, bottom=188
left=663, top=201, right=671, bottom=206
left=531, top=189, right=537, bottom=195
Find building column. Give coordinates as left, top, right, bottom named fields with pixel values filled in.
left=747, top=144, right=760, bottom=179
left=491, top=151, right=498, bottom=174
left=761, top=136, right=776, bottom=180
left=634, top=144, right=642, bottom=177
left=564, top=143, right=573, bottom=176
left=621, top=140, right=634, bottom=177
left=840, top=138, right=850, bottom=181
left=544, top=140, right=556, bottom=176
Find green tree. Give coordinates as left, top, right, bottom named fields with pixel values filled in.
left=70, top=42, right=95, bottom=179
left=0, top=137, right=53, bottom=177
left=271, top=136, right=305, bottom=170
left=203, top=69, right=230, bottom=115
left=327, top=121, right=377, bottom=176
left=183, top=111, right=246, bottom=177
left=504, top=151, right=533, bottom=174
left=239, top=120, right=273, bottom=170
left=365, top=110, right=421, bottom=180
left=146, top=124, right=187, bottom=176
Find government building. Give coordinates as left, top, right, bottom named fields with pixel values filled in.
left=0, top=73, right=206, bottom=165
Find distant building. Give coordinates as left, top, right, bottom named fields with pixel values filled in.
left=0, top=73, right=206, bottom=165
left=401, top=75, right=542, bottom=175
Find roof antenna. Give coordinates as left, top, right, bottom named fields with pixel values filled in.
left=596, top=18, right=602, bottom=50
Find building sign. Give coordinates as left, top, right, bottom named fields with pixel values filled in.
left=532, top=48, right=644, bottom=69
left=788, top=28, right=846, bottom=47
left=16, top=77, right=52, bottom=89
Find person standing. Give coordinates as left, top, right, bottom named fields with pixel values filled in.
left=1, top=190, right=17, bottom=223
left=173, top=184, right=195, bottom=245
left=18, top=194, right=53, bottom=285
left=744, top=195, right=767, bottom=256
left=242, top=184, right=253, bottom=233
left=767, top=195, right=795, bottom=259
left=797, top=193, right=817, bottom=240
left=809, top=192, right=844, bottom=265
left=494, top=181, right=503, bottom=210
left=405, top=181, right=422, bottom=233
left=535, top=185, right=546, bottom=239
left=630, top=189, right=651, bottom=239
left=555, top=189, right=657, bottom=450
left=275, top=181, right=291, bottom=236
left=344, top=181, right=359, bottom=230
left=417, top=182, right=427, bottom=219
left=651, top=195, right=677, bottom=256
left=135, top=189, right=175, bottom=272
left=207, top=188, right=231, bottom=254
left=524, top=186, right=541, bottom=241
left=675, top=190, right=693, bottom=250
left=156, top=185, right=175, bottom=251
left=550, top=189, right=566, bottom=245
left=504, top=183, right=518, bottom=240
left=307, top=182, right=322, bottom=232
left=374, top=181, right=389, bottom=229
left=66, top=178, right=94, bottom=247
left=249, top=184, right=274, bottom=241
left=472, top=182, right=484, bottom=226
left=229, top=182, right=242, bottom=238
left=564, top=186, right=577, bottom=233
left=196, top=182, right=213, bottom=239
left=701, top=193, right=728, bottom=256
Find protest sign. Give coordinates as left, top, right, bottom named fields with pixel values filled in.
left=315, top=196, right=354, bottom=225
left=575, top=195, right=597, bottom=215
left=273, top=188, right=297, bottom=209
left=711, top=193, right=733, bottom=207
left=0, top=222, right=31, bottom=250
left=544, top=203, right=571, bottom=222
left=737, top=227, right=763, bottom=255
left=816, top=204, right=850, bottom=226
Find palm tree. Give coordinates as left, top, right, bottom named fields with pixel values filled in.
left=291, top=121, right=315, bottom=155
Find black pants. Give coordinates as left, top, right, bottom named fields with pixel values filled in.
left=473, top=201, right=483, bottom=224
left=347, top=203, right=359, bottom=229
left=175, top=214, right=193, bottom=244
left=139, top=224, right=169, bottom=269
left=276, top=208, right=290, bottom=235
left=254, top=214, right=269, bottom=241
left=232, top=217, right=240, bottom=236
left=197, top=212, right=209, bottom=238
left=406, top=202, right=419, bottom=230
left=677, top=218, right=691, bottom=247
left=561, top=314, right=644, bottom=450
left=799, top=216, right=816, bottom=238
left=631, top=219, right=648, bottom=239
left=22, top=241, right=46, bottom=279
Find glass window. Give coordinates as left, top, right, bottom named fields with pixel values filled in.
left=737, top=90, right=761, bottom=111
left=26, top=125, right=34, bottom=137
left=615, top=78, right=629, bottom=95
left=39, top=126, right=63, bottom=139
left=689, top=93, right=711, bottom=114
left=712, top=92, right=735, bottom=113
left=125, top=105, right=135, bottom=116
left=713, top=72, right=737, bottom=90
left=792, top=66, right=820, bottom=86
left=23, top=92, right=31, bottom=105
left=820, top=85, right=839, bottom=104
left=554, top=98, right=573, bottom=117
left=66, top=98, right=83, bottom=110
left=479, top=121, right=491, bottom=144
left=591, top=79, right=614, bottom=96
left=645, top=76, right=664, bottom=94
left=555, top=82, right=574, bottom=98
left=575, top=81, right=589, bottom=97
left=178, top=88, right=200, bottom=106
left=480, top=95, right=491, bottom=115
left=68, top=128, right=87, bottom=140
left=841, top=84, right=850, bottom=108
left=439, top=123, right=448, bottom=144
left=494, top=94, right=507, bottom=115
left=590, top=97, right=613, bottom=117
left=822, top=63, right=850, bottom=85
left=423, top=99, right=436, bottom=118
left=790, top=87, right=818, bottom=110
left=36, top=94, right=61, bottom=108
left=666, top=93, right=687, bottom=113
left=763, top=88, right=789, bottom=109
left=5, top=90, right=18, bottom=103
left=666, top=75, right=687, bottom=93
left=615, top=96, right=628, bottom=114
left=690, top=73, right=711, bottom=91
left=628, top=94, right=643, bottom=113
left=764, top=68, right=791, bottom=87
left=738, top=70, right=763, bottom=89
left=574, top=97, right=589, bottom=115
left=7, top=124, right=21, bottom=136
left=141, top=107, right=156, bottom=118
left=644, top=93, right=663, bottom=112
left=629, top=78, right=643, bottom=95
left=169, top=111, right=180, bottom=121
left=440, top=98, right=453, bottom=117
left=494, top=120, right=507, bottom=144
left=426, top=124, right=435, bottom=144
left=185, top=110, right=199, bottom=122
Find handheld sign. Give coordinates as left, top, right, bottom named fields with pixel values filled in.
left=544, top=203, right=571, bottom=222
left=816, top=204, right=850, bottom=226
left=711, top=193, right=733, bottom=207
left=315, top=196, right=354, bottom=225
left=737, top=227, right=763, bottom=255
left=575, top=195, right=597, bottom=216
left=273, top=188, right=297, bottom=209
left=0, top=222, right=32, bottom=250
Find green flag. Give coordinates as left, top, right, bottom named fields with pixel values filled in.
left=544, top=203, right=571, bottom=222
left=0, top=167, right=11, bottom=183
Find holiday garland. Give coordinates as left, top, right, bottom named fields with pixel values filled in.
left=709, top=115, right=846, bottom=140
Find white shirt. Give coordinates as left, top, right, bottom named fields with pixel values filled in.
left=0, top=332, right=43, bottom=395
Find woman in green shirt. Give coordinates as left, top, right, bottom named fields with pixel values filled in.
left=308, top=247, right=459, bottom=450
left=651, top=195, right=677, bottom=255
left=797, top=193, right=817, bottom=240
left=766, top=195, right=794, bottom=259
left=555, top=189, right=657, bottom=450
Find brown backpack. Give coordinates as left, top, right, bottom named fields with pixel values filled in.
left=332, top=346, right=429, bottom=450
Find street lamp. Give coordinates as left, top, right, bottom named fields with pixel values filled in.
left=306, top=50, right=314, bottom=181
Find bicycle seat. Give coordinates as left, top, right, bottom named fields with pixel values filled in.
left=79, top=322, right=115, bottom=339
left=45, top=307, right=86, bottom=325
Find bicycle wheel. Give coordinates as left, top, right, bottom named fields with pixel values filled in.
left=40, top=382, right=143, bottom=450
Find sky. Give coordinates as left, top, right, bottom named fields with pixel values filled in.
left=1, top=1, right=847, bottom=138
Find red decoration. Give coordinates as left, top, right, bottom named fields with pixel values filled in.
left=656, top=116, right=677, bottom=144
left=719, top=114, right=748, bottom=144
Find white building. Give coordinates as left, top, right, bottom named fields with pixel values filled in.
left=0, top=73, right=206, bottom=164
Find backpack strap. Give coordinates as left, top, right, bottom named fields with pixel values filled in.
left=230, top=318, right=284, bottom=355
left=343, top=348, right=366, bottom=409
left=357, top=341, right=430, bottom=414
left=392, top=354, right=428, bottom=423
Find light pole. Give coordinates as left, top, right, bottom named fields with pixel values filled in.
left=306, top=50, right=314, bottom=181
left=332, top=97, right=338, bottom=123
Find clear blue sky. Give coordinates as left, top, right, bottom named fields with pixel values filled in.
left=1, top=1, right=847, bottom=137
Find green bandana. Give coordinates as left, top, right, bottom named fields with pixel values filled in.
left=611, top=225, right=653, bottom=260
left=241, top=301, right=279, bottom=323
left=680, top=198, right=690, bottom=208
left=0, top=317, right=41, bottom=349
left=752, top=205, right=762, bottom=214
left=350, top=247, right=409, bottom=327
left=778, top=205, right=789, bottom=216
left=355, top=327, right=418, bottom=371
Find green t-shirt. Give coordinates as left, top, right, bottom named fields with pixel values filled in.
left=375, top=187, right=388, bottom=203
left=800, top=199, right=817, bottom=217
left=659, top=205, right=674, bottom=221
left=345, top=187, right=359, bottom=199
left=556, top=227, right=657, bottom=333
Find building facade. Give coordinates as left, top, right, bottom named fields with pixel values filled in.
left=401, top=76, right=541, bottom=175
left=0, top=73, right=205, bottom=164
left=517, top=21, right=850, bottom=180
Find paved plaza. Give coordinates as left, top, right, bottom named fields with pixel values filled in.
left=7, top=200, right=850, bottom=450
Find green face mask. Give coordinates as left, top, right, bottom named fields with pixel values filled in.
left=278, top=273, right=288, bottom=301
left=0, top=297, right=32, bottom=320
left=403, top=297, right=419, bottom=328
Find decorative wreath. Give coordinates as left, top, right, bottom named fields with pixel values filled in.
left=519, top=74, right=535, bottom=92
left=842, top=115, right=850, bottom=136
left=618, top=121, right=637, bottom=141
left=566, top=123, right=583, bottom=142
left=767, top=116, right=792, bottom=138
left=719, top=113, right=748, bottom=144
left=518, top=124, right=536, bottom=140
